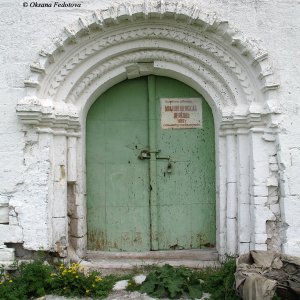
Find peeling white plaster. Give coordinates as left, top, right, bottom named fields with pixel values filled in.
left=1, top=0, right=300, bottom=263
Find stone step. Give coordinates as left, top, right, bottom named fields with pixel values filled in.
left=81, top=259, right=220, bottom=276
left=86, top=249, right=219, bottom=261
left=83, top=249, right=220, bottom=275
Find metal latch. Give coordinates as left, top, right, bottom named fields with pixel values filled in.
left=138, top=149, right=173, bottom=174
left=138, top=149, right=161, bottom=160
left=138, top=150, right=151, bottom=160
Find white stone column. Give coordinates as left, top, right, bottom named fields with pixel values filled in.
left=225, top=130, right=237, bottom=255
left=249, top=128, right=275, bottom=251
left=68, top=134, right=87, bottom=258
left=52, top=131, right=68, bottom=257
left=67, top=136, right=77, bottom=182
left=236, top=129, right=251, bottom=254
left=20, top=129, right=53, bottom=250
left=216, top=132, right=227, bottom=257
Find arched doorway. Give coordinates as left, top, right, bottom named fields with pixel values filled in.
left=86, top=76, right=215, bottom=251
left=16, top=2, right=281, bottom=258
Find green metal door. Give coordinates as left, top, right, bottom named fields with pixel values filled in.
left=86, top=76, right=215, bottom=251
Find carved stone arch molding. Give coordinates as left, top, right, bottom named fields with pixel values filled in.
left=17, top=1, right=282, bottom=258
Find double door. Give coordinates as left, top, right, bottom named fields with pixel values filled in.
left=86, top=76, right=215, bottom=251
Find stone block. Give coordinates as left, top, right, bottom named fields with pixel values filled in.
left=238, top=242, right=250, bottom=255
left=15, top=194, right=48, bottom=225
left=69, top=217, right=87, bottom=238
left=238, top=174, right=250, bottom=204
left=216, top=232, right=226, bottom=255
left=0, top=195, right=9, bottom=204
left=8, top=214, right=19, bottom=226
left=69, top=235, right=87, bottom=258
left=0, top=197, right=9, bottom=224
left=251, top=185, right=269, bottom=197
left=52, top=181, right=67, bottom=218
left=67, top=138, right=77, bottom=182
left=266, top=142, right=277, bottom=156
left=250, top=135, right=269, bottom=163
left=238, top=203, right=251, bottom=242
left=53, top=135, right=67, bottom=166
left=267, top=176, right=278, bottom=187
left=226, top=218, right=237, bottom=255
left=253, top=196, right=268, bottom=205
left=227, top=183, right=237, bottom=218
left=24, top=129, right=39, bottom=143
left=0, top=225, right=23, bottom=243
left=51, top=217, right=68, bottom=247
left=237, top=135, right=250, bottom=175
left=251, top=161, right=270, bottom=185
left=0, top=245, right=15, bottom=261
left=37, top=134, right=52, bottom=162
left=22, top=227, right=51, bottom=251
left=73, top=202, right=86, bottom=219
left=253, top=206, right=275, bottom=234
left=268, top=195, right=279, bottom=204
left=254, top=243, right=268, bottom=251
left=270, top=204, right=280, bottom=216
left=277, top=143, right=291, bottom=169
left=279, top=173, right=289, bottom=197
left=262, top=133, right=276, bottom=142
left=253, top=233, right=268, bottom=244
left=0, top=206, right=9, bottom=224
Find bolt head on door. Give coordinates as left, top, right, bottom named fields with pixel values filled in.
left=138, top=149, right=151, bottom=160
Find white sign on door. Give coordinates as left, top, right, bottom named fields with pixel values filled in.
left=160, top=98, right=202, bottom=129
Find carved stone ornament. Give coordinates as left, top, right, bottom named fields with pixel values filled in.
left=16, top=0, right=280, bottom=130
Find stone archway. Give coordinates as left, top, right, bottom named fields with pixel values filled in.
left=16, top=1, right=281, bottom=258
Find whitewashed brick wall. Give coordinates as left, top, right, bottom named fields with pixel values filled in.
left=0, top=0, right=299, bottom=262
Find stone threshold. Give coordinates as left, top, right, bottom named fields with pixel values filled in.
left=82, top=249, right=220, bottom=275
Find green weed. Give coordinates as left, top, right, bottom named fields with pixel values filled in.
left=131, top=264, right=203, bottom=299
left=49, top=262, right=116, bottom=298
left=0, top=257, right=241, bottom=300
left=0, top=260, right=53, bottom=300
left=128, top=259, right=239, bottom=299
left=197, top=259, right=238, bottom=300
left=0, top=261, right=119, bottom=300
